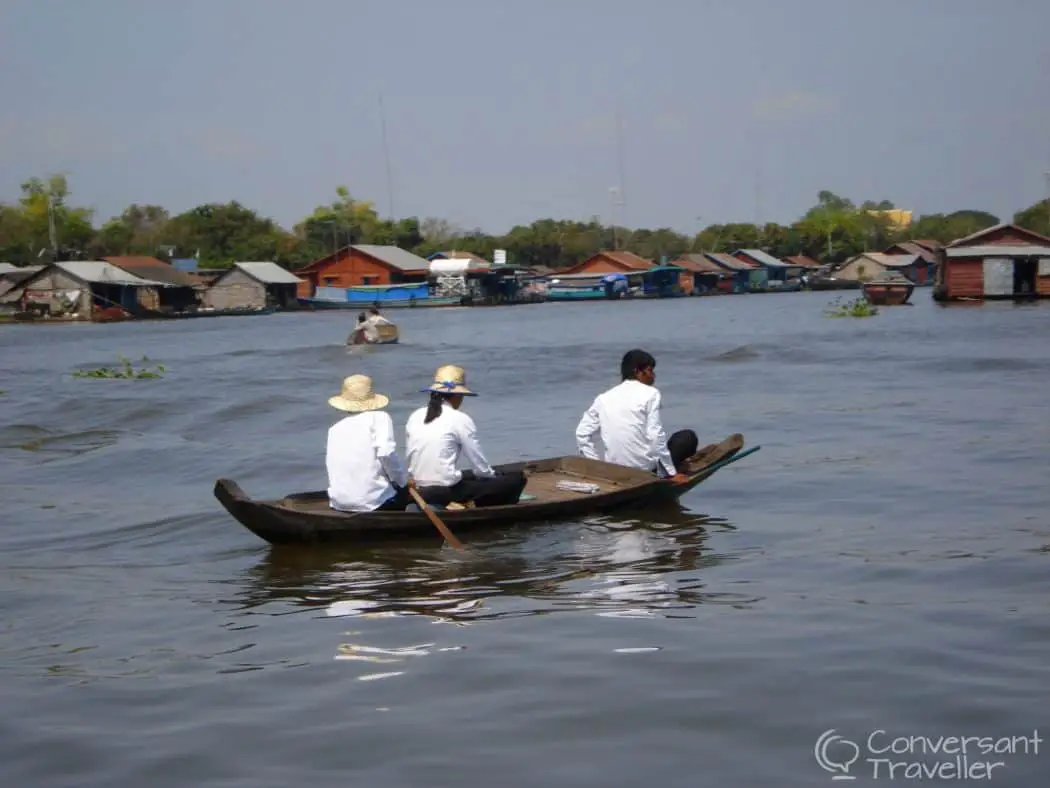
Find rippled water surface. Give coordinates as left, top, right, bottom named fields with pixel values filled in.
left=1, top=292, right=1047, bottom=787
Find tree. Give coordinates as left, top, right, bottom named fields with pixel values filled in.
left=164, top=202, right=293, bottom=268
left=1013, top=199, right=1050, bottom=238
left=14, top=174, right=95, bottom=261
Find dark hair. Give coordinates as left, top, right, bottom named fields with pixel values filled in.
left=424, top=391, right=450, bottom=424
left=357, top=312, right=366, bottom=323
left=621, top=349, right=656, bottom=380
left=369, top=307, right=380, bottom=316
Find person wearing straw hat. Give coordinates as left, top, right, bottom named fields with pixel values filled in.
left=326, top=374, right=413, bottom=512
left=405, top=364, right=527, bottom=508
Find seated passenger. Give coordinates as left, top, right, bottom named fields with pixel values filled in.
left=575, top=349, right=698, bottom=484
left=326, top=374, right=412, bottom=512
left=405, top=364, right=526, bottom=508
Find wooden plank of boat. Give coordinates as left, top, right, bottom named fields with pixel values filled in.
left=213, top=433, right=758, bottom=545
left=347, top=322, right=400, bottom=345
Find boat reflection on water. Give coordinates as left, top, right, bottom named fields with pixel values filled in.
left=234, top=505, right=763, bottom=625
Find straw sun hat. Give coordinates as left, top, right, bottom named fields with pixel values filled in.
left=420, top=364, right=477, bottom=396
left=328, top=374, right=390, bottom=413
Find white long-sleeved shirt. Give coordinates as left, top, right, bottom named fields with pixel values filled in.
left=405, top=402, right=495, bottom=487
left=575, top=379, right=677, bottom=476
left=326, top=410, right=408, bottom=512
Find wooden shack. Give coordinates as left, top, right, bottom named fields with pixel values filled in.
left=934, top=224, right=1050, bottom=301
left=12, top=261, right=175, bottom=320
left=294, top=245, right=430, bottom=298
left=204, top=262, right=304, bottom=310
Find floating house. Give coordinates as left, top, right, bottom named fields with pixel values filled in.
left=639, top=264, right=687, bottom=297
left=203, top=262, right=304, bottom=311
left=0, top=264, right=43, bottom=301
left=882, top=240, right=941, bottom=284
left=294, top=245, right=430, bottom=298
left=933, top=223, right=1050, bottom=302
left=103, top=256, right=202, bottom=312
left=783, top=254, right=822, bottom=271
left=670, top=254, right=735, bottom=294
left=11, top=261, right=180, bottom=320
left=427, top=251, right=529, bottom=305
left=731, top=249, right=804, bottom=284
left=704, top=253, right=765, bottom=292
left=833, top=253, right=925, bottom=284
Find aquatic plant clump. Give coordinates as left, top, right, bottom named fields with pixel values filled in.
left=72, top=355, right=166, bottom=380
left=823, top=297, right=879, bottom=318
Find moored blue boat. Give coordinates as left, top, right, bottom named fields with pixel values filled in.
left=299, top=284, right=462, bottom=309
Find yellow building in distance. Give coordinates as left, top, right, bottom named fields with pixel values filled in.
left=866, top=208, right=913, bottom=230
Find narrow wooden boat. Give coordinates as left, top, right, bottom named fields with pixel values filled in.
left=862, top=274, right=914, bottom=305
left=215, top=435, right=759, bottom=545
left=347, top=322, right=399, bottom=345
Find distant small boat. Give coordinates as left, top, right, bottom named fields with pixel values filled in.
left=809, top=276, right=861, bottom=291
left=348, top=322, right=399, bottom=345
left=862, top=274, right=914, bottom=305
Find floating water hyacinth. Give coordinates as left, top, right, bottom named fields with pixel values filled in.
left=823, top=297, right=879, bottom=318
left=72, top=355, right=166, bottom=379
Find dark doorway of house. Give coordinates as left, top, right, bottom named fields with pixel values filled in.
left=1014, top=259, right=1037, bottom=296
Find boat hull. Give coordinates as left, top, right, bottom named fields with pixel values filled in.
left=348, top=323, right=400, bottom=345
left=862, top=282, right=914, bottom=305
left=299, top=296, right=462, bottom=310
left=214, top=435, right=757, bottom=545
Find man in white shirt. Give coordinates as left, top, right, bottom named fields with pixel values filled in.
left=575, top=349, right=698, bottom=484
left=326, top=374, right=413, bottom=512
left=406, top=364, right=527, bottom=508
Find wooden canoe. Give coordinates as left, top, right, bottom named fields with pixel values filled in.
left=347, top=322, right=399, bottom=345
left=213, top=434, right=759, bottom=545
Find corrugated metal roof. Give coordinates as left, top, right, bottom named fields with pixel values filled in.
left=353, top=245, right=431, bottom=272
left=234, top=262, right=305, bottom=284
left=947, top=222, right=1050, bottom=248
left=863, top=253, right=920, bottom=268
left=673, top=254, right=730, bottom=274
left=104, top=256, right=201, bottom=287
left=783, top=255, right=822, bottom=269
left=733, top=249, right=791, bottom=268
left=0, top=263, right=18, bottom=274
left=51, top=261, right=175, bottom=287
left=945, top=245, right=1050, bottom=258
left=593, top=250, right=653, bottom=270
left=704, top=253, right=754, bottom=271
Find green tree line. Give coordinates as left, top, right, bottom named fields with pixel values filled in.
left=2, top=175, right=1048, bottom=270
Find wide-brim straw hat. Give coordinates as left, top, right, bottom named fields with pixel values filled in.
left=329, top=374, right=391, bottom=412
left=420, top=364, right=477, bottom=396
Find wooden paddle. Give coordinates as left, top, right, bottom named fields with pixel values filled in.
left=407, top=485, right=467, bottom=551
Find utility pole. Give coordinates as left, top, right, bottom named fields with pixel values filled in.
left=47, top=194, right=58, bottom=258
left=615, top=101, right=627, bottom=229
left=379, top=94, right=395, bottom=220
left=609, top=187, right=623, bottom=250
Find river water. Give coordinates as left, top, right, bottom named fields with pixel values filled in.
left=1, top=291, right=1047, bottom=787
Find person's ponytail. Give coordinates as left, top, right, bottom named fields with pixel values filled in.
left=424, top=392, right=445, bottom=424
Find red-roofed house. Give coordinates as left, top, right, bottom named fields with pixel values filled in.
left=556, top=250, right=655, bottom=276
left=934, top=223, right=1050, bottom=301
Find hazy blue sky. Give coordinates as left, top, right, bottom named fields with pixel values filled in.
left=1, top=0, right=1047, bottom=235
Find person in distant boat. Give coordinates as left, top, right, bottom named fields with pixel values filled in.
left=405, top=364, right=527, bottom=508
left=326, top=374, right=413, bottom=512
left=575, top=349, right=697, bottom=485
left=367, top=306, right=392, bottom=325
left=349, top=311, right=379, bottom=344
